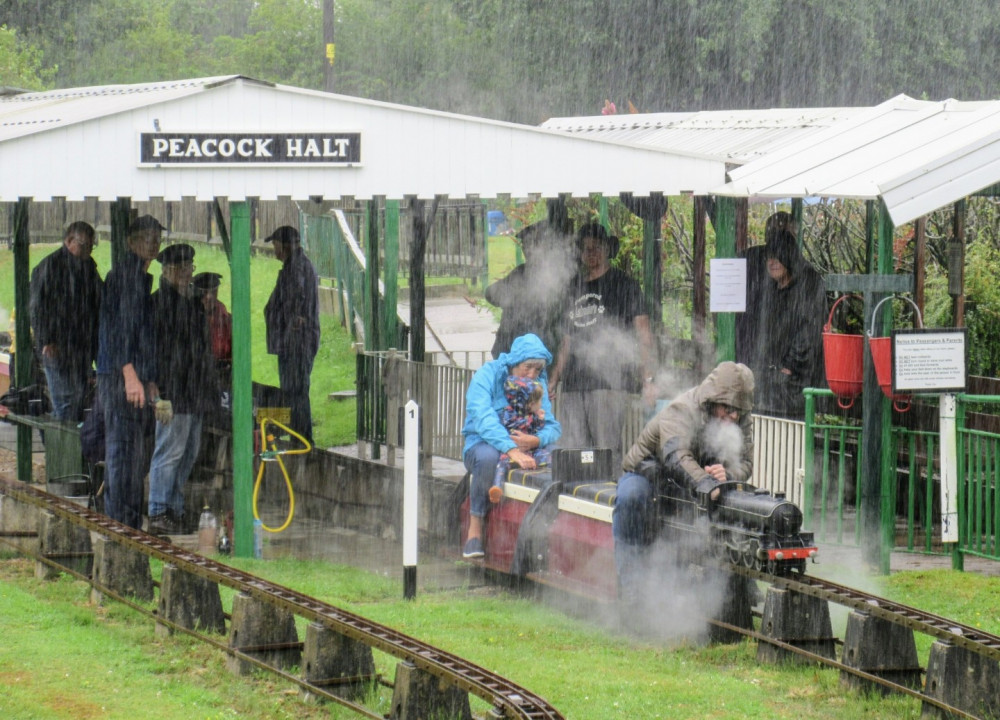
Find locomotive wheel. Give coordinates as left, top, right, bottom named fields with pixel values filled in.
left=743, top=540, right=760, bottom=569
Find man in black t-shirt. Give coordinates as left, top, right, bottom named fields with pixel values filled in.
left=549, top=222, right=656, bottom=468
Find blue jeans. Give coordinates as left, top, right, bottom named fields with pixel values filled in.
left=613, top=472, right=656, bottom=597
left=43, top=356, right=89, bottom=422
left=148, top=413, right=203, bottom=519
left=99, top=374, right=154, bottom=530
left=464, top=441, right=501, bottom=518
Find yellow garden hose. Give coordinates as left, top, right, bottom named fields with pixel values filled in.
left=252, top=416, right=312, bottom=533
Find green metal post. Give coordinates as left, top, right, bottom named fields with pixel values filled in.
left=479, top=203, right=489, bottom=292
left=802, top=388, right=819, bottom=527
left=713, top=197, right=737, bottom=363
left=598, top=196, right=610, bottom=230
left=364, top=201, right=380, bottom=351
left=384, top=200, right=399, bottom=348
left=791, top=198, right=804, bottom=246
left=954, top=397, right=967, bottom=571
left=229, top=201, right=254, bottom=558
left=877, top=199, right=895, bottom=574
left=12, top=198, right=31, bottom=484
left=110, top=198, right=131, bottom=267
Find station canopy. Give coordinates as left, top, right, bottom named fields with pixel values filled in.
left=543, top=105, right=867, bottom=167
left=711, top=94, right=1000, bottom=226
left=0, top=75, right=725, bottom=203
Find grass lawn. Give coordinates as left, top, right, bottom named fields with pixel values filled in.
left=2, top=548, right=999, bottom=720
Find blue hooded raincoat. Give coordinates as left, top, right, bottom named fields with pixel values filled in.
left=462, top=333, right=561, bottom=455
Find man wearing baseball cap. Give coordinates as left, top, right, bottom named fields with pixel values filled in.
left=263, top=225, right=320, bottom=444
left=97, top=214, right=164, bottom=529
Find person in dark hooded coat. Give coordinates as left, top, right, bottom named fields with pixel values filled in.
left=746, top=229, right=826, bottom=417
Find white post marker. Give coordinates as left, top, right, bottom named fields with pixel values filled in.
left=939, top=393, right=958, bottom=544
left=403, top=399, right=419, bottom=599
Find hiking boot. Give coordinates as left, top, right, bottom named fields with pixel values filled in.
left=147, top=514, right=173, bottom=536
left=462, top=537, right=485, bottom=559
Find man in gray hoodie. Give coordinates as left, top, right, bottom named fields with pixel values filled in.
left=613, top=361, right=755, bottom=600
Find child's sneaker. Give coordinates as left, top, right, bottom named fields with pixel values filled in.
left=462, top=537, right=485, bottom=559
left=488, top=485, right=503, bottom=504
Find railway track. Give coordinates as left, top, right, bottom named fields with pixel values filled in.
left=0, top=475, right=564, bottom=720
left=739, top=565, right=1000, bottom=662
left=6, top=471, right=1000, bottom=719
left=722, top=563, right=1000, bottom=719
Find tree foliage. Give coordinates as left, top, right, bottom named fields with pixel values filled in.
left=4, top=0, right=1000, bottom=119
left=0, top=25, right=55, bottom=89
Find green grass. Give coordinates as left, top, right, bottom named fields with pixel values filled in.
left=0, top=243, right=357, bottom=448
left=3, top=548, right=999, bottom=720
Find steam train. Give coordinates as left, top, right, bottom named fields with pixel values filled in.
left=459, top=448, right=817, bottom=602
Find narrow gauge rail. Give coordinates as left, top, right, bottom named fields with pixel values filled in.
left=732, top=564, right=1000, bottom=663
left=707, top=616, right=985, bottom=720
left=0, top=475, right=564, bottom=720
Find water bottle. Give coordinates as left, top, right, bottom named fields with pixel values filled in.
left=197, top=506, right=217, bottom=555
left=253, top=518, right=263, bottom=559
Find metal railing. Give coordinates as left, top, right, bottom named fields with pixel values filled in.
left=802, top=389, right=1000, bottom=568
left=301, top=210, right=409, bottom=350
left=956, top=395, right=1000, bottom=563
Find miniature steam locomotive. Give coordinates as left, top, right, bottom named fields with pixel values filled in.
left=459, top=448, right=817, bottom=601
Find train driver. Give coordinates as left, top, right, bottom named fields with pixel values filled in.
left=460, top=333, right=561, bottom=560
left=613, top=361, right=755, bottom=601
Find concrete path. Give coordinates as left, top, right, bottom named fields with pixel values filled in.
left=398, top=292, right=498, bottom=370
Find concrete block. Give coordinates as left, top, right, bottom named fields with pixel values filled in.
left=840, top=610, right=921, bottom=694
left=922, top=640, right=1000, bottom=719
left=36, top=510, right=92, bottom=580
left=155, top=564, right=226, bottom=637
left=90, top=535, right=154, bottom=604
left=0, top=494, right=40, bottom=557
left=227, top=591, right=301, bottom=676
left=709, top=572, right=755, bottom=644
left=389, top=661, right=471, bottom=720
left=756, top=586, right=836, bottom=664
left=300, top=621, right=376, bottom=702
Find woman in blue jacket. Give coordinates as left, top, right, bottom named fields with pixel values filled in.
left=461, top=333, right=561, bottom=558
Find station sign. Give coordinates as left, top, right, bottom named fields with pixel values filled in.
left=138, top=132, right=361, bottom=166
left=892, top=328, right=968, bottom=394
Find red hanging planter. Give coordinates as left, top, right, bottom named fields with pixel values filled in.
left=823, top=294, right=865, bottom=409
left=867, top=295, right=923, bottom=413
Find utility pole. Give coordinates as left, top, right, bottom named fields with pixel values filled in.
left=323, top=0, right=335, bottom=92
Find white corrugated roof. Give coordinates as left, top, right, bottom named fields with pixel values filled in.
left=713, top=95, right=1000, bottom=225
left=0, top=76, right=725, bottom=201
left=542, top=106, right=865, bottom=165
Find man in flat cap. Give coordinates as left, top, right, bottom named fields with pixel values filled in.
left=193, top=272, right=232, bottom=365
left=263, top=225, right=320, bottom=444
left=97, top=214, right=164, bottom=529
left=146, top=243, right=218, bottom=535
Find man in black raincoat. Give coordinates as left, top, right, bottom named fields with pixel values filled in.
left=30, top=221, right=103, bottom=422
left=742, top=228, right=826, bottom=418
left=263, top=226, right=320, bottom=444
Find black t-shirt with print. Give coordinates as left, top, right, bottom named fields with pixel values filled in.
left=562, top=267, right=646, bottom=392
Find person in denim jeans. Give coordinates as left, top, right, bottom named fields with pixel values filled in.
left=96, top=215, right=163, bottom=530
left=147, top=243, right=218, bottom=535
left=30, top=221, right=103, bottom=422
left=460, top=333, right=561, bottom=559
